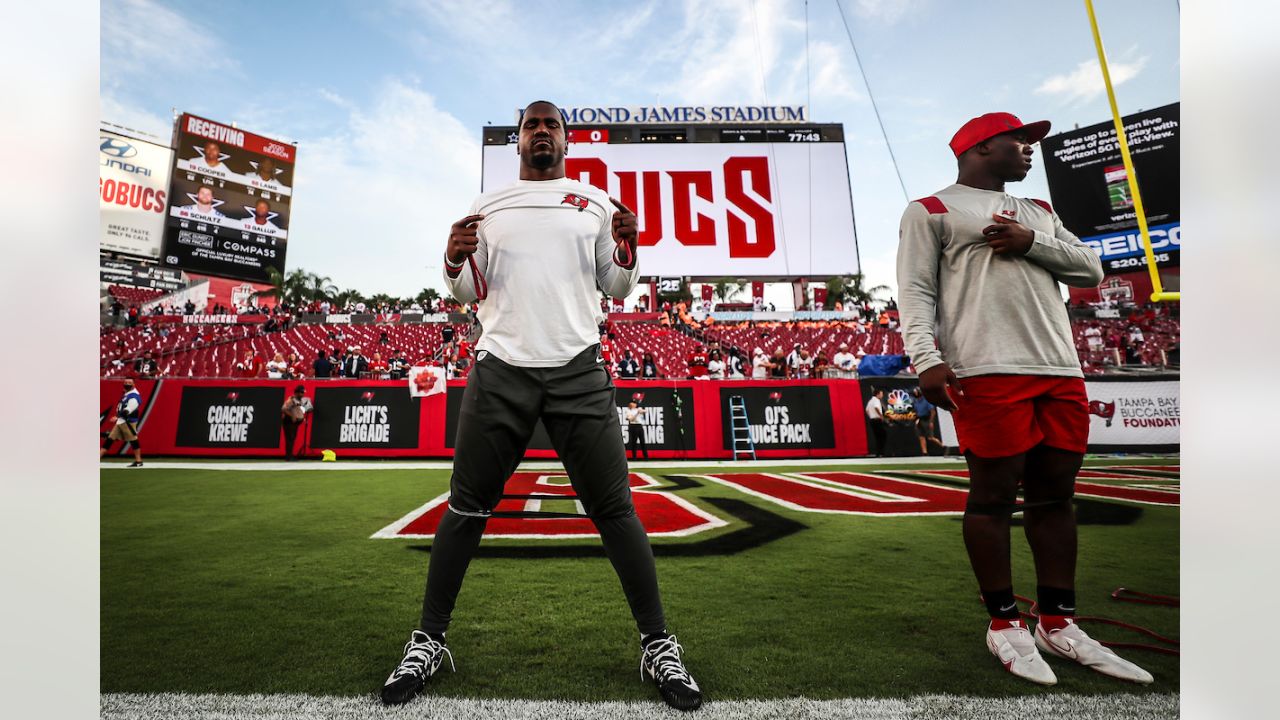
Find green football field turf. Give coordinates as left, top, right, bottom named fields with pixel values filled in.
left=101, top=458, right=1179, bottom=702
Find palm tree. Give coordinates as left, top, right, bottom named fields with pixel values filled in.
left=333, top=288, right=364, bottom=309
left=710, top=278, right=747, bottom=303
left=368, top=292, right=396, bottom=310
left=251, top=266, right=287, bottom=304
left=416, top=288, right=441, bottom=307
left=823, top=274, right=890, bottom=310
left=305, top=273, right=337, bottom=303
left=283, top=268, right=312, bottom=306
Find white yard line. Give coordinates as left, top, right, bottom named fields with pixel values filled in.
left=101, top=692, right=1179, bottom=720
left=100, top=456, right=1178, bottom=472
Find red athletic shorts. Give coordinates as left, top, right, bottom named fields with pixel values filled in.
left=950, top=375, right=1089, bottom=458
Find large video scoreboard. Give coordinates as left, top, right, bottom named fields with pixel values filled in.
left=480, top=120, right=859, bottom=279
left=161, top=114, right=298, bottom=283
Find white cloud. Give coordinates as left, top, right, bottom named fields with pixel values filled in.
left=100, top=94, right=171, bottom=139
left=398, top=0, right=520, bottom=62
left=285, top=80, right=480, bottom=297
left=806, top=41, right=862, bottom=102
left=1034, top=56, right=1149, bottom=104
left=101, top=0, right=237, bottom=94
left=650, top=0, right=861, bottom=109
left=852, top=0, right=921, bottom=25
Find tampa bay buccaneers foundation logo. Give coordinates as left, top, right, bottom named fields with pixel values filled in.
left=1088, top=400, right=1116, bottom=427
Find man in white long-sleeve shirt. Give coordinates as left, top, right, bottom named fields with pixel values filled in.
left=897, top=112, right=1150, bottom=687
left=381, top=101, right=701, bottom=712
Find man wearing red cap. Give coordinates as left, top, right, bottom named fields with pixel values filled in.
left=897, top=113, right=1152, bottom=686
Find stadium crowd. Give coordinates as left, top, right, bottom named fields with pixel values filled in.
left=100, top=300, right=1178, bottom=382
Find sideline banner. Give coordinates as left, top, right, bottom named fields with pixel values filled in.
left=173, top=385, right=284, bottom=448
left=857, top=377, right=945, bottom=458
left=442, top=385, right=697, bottom=454
left=310, top=386, right=420, bottom=449
left=718, top=385, right=835, bottom=451
left=103, top=377, right=867, bottom=459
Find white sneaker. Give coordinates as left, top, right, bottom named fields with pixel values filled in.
left=986, top=620, right=1057, bottom=685
left=1035, top=619, right=1154, bottom=684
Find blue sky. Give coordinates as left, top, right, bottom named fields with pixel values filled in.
left=102, top=0, right=1180, bottom=302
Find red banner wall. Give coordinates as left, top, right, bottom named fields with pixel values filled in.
left=100, top=378, right=870, bottom=459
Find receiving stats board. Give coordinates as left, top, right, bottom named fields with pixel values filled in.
left=161, top=113, right=298, bottom=283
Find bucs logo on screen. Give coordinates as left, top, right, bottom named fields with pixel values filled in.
left=361, top=391, right=376, bottom=401
left=226, top=391, right=239, bottom=401
left=1088, top=400, right=1116, bottom=427
left=768, top=391, right=782, bottom=402
left=632, top=392, right=646, bottom=403
left=561, top=193, right=589, bottom=211
left=566, top=156, right=777, bottom=258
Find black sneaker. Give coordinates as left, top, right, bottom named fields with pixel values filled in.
left=380, top=630, right=454, bottom=705
left=128, top=461, right=143, bottom=468
left=641, top=634, right=702, bottom=711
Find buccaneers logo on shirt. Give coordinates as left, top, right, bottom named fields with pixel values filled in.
left=561, top=193, right=589, bottom=211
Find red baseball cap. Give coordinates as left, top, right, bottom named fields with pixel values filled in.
left=949, top=112, right=1051, bottom=157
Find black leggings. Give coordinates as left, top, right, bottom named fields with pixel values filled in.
left=627, top=424, right=648, bottom=459
left=420, top=346, right=666, bottom=635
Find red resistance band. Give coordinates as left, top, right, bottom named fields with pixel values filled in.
left=1008, top=590, right=1180, bottom=656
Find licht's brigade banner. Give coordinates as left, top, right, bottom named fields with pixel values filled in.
left=310, top=386, right=420, bottom=449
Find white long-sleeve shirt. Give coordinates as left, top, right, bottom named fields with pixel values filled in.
left=896, top=183, right=1103, bottom=379
left=444, top=177, right=639, bottom=367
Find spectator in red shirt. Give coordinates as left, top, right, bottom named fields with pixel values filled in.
left=287, top=352, right=306, bottom=379
left=687, top=345, right=709, bottom=379
left=235, top=349, right=261, bottom=378
left=370, top=352, right=390, bottom=379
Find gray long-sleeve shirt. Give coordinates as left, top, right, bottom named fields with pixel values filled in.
left=444, top=177, right=639, bottom=367
left=896, top=183, right=1103, bottom=379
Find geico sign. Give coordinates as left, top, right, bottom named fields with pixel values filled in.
left=566, top=156, right=776, bottom=258
left=1085, top=223, right=1180, bottom=260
